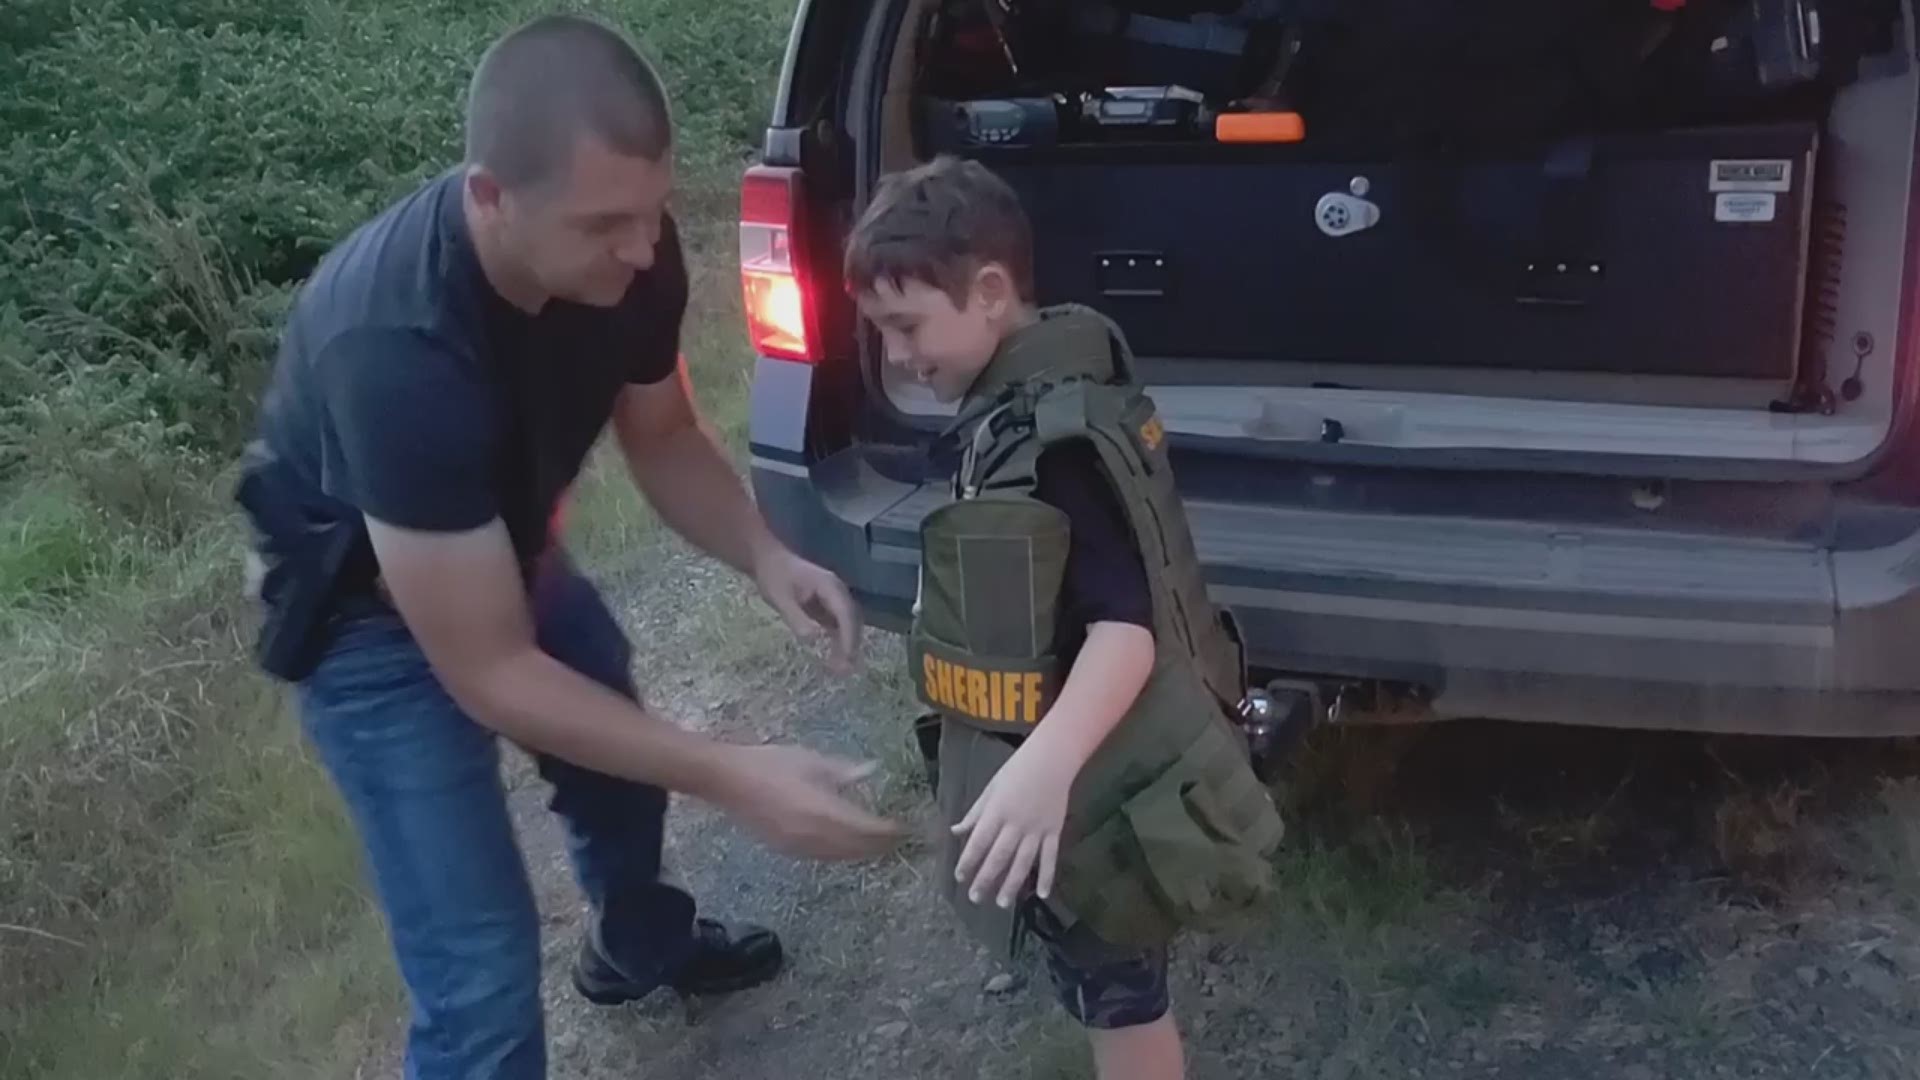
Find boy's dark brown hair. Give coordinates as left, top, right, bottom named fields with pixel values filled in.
left=843, top=156, right=1035, bottom=305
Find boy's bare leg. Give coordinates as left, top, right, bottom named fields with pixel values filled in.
left=1089, top=1013, right=1185, bottom=1080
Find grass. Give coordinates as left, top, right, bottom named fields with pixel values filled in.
left=0, top=482, right=112, bottom=606
left=1263, top=819, right=1489, bottom=1063
left=1238, top=721, right=1463, bottom=1062
left=0, top=0, right=790, bottom=1074
left=1857, top=778, right=1920, bottom=912
left=0, top=524, right=402, bottom=1077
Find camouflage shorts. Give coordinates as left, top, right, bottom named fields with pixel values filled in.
left=1022, top=902, right=1170, bottom=1030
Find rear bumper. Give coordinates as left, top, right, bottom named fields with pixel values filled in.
left=748, top=365, right=1920, bottom=738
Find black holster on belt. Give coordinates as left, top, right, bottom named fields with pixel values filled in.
left=234, top=440, right=368, bottom=683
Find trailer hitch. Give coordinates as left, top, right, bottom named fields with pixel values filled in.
left=1236, top=677, right=1435, bottom=782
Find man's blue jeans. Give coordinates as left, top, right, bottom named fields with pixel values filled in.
left=296, top=556, right=696, bottom=1079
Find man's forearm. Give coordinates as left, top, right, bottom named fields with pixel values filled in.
left=461, top=649, right=735, bottom=800
left=622, top=421, right=779, bottom=576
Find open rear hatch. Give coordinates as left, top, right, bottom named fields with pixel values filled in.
left=868, top=0, right=1917, bottom=476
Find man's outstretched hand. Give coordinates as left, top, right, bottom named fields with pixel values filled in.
left=709, top=744, right=903, bottom=860
left=753, top=547, right=863, bottom=674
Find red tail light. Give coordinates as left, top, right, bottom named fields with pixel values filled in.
left=740, top=165, right=821, bottom=363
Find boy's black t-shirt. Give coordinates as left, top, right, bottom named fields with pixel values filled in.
left=243, top=169, right=687, bottom=591
left=1032, top=441, right=1154, bottom=660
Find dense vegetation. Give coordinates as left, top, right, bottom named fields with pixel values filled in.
left=0, top=1, right=786, bottom=1073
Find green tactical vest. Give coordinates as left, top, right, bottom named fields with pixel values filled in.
left=910, top=304, right=1285, bottom=957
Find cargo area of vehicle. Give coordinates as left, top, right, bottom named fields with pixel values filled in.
left=862, top=0, right=1919, bottom=471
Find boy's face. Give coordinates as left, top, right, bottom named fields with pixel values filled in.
left=856, top=266, right=1018, bottom=403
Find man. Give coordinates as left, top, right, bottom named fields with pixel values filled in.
left=235, top=14, right=901, bottom=1078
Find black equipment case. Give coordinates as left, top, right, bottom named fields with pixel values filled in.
left=978, top=121, right=1817, bottom=380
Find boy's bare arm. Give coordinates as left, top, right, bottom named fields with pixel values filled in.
left=1023, top=622, right=1156, bottom=769
left=952, top=621, right=1156, bottom=908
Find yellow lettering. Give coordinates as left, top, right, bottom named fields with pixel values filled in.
left=967, top=670, right=988, bottom=720
left=1140, top=415, right=1166, bottom=452
left=927, top=655, right=1059, bottom=727
left=936, top=659, right=955, bottom=709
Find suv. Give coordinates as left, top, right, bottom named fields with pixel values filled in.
left=739, top=0, right=1920, bottom=736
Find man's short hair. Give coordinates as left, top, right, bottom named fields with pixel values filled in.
left=844, top=156, right=1035, bottom=304
left=464, top=14, right=672, bottom=190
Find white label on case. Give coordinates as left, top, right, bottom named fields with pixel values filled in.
left=1716, top=192, right=1778, bottom=223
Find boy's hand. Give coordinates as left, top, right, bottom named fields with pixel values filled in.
left=952, top=743, right=1079, bottom=908
left=951, top=622, right=1154, bottom=909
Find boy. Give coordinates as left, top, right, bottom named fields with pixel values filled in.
left=844, top=156, right=1284, bottom=1080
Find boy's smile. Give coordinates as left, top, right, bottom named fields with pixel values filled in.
left=856, top=270, right=1029, bottom=404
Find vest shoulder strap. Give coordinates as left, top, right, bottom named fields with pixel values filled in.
left=959, top=377, right=1152, bottom=500
left=965, top=379, right=1176, bottom=601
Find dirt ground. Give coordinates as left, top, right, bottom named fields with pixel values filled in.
left=383, top=548, right=1920, bottom=1079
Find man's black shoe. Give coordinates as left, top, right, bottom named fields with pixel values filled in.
left=671, top=918, right=784, bottom=994
left=571, top=918, right=784, bottom=1005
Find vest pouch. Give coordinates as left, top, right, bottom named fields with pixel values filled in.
left=1054, top=718, right=1282, bottom=947
left=1051, top=798, right=1184, bottom=948
left=915, top=497, right=1070, bottom=659
left=1122, top=736, right=1279, bottom=928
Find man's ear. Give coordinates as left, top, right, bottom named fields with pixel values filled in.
left=466, top=165, right=506, bottom=215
